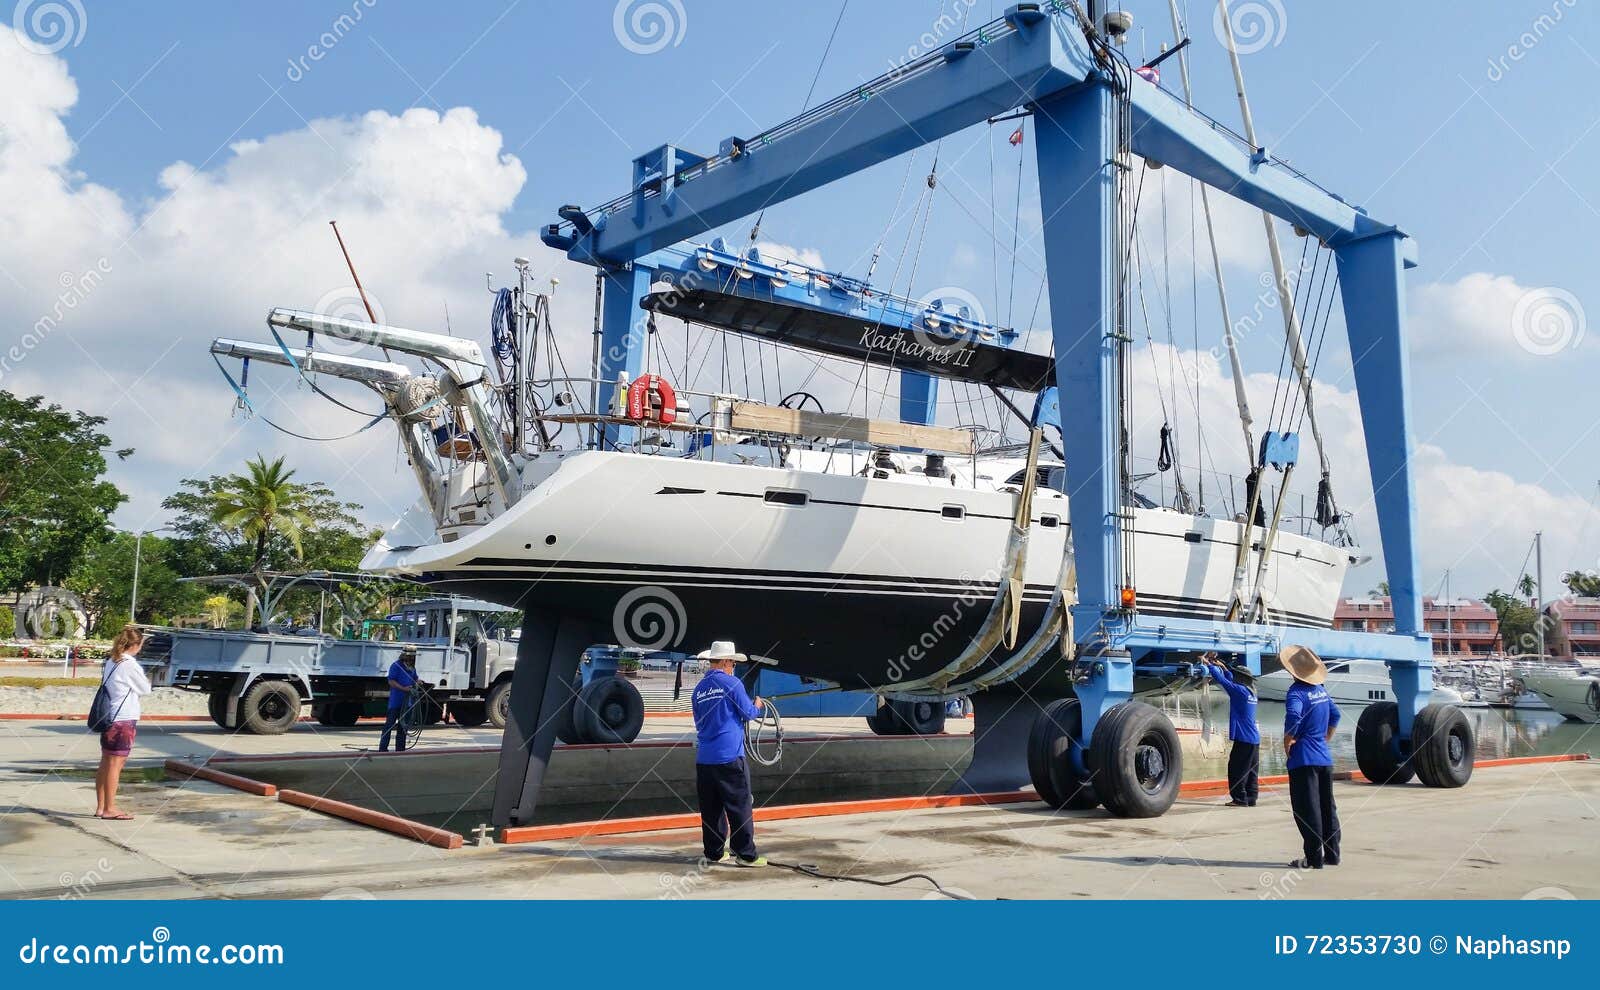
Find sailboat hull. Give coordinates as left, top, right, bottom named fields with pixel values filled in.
left=366, top=451, right=1353, bottom=692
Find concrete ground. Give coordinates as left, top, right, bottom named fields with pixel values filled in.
left=2, top=715, right=1595, bottom=900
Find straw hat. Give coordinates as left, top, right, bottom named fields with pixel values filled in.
left=697, top=640, right=746, bottom=663
left=1279, top=644, right=1326, bottom=685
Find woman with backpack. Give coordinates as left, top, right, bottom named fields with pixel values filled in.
left=94, top=624, right=151, bottom=820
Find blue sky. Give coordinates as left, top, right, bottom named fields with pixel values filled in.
left=3, top=0, right=1597, bottom=597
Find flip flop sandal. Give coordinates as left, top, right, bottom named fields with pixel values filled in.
left=102, top=813, right=134, bottom=821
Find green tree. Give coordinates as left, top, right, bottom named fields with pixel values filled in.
left=0, top=392, right=130, bottom=591
left=1485, top=588, right=1542, bottom=655
left=1564, top=571, right=1600, bottom=598
left=161, top=456, right=373, bottom=625
left=65, top=531, right=202, bottom=633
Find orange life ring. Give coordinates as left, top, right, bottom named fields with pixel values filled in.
left=625, top=374, right=677, bottom=425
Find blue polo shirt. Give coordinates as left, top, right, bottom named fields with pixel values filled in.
left=692, top=669, right=760, bottom=765
left=387, top=660, right=418, bottom=709
left=1206, top=663, right=1260, bottom=745
left=1283, top=680, right=1341, bottom=769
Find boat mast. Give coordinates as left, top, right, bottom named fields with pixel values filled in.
left=1215, top=0, right=1330, bottom=480
left=1536, top=530, right=1546, bottom=658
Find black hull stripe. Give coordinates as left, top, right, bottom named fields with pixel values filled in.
left=428, top=566, right=1332, bottom=625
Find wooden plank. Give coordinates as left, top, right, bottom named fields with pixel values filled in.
left=730, top=402, right=974, bottom=455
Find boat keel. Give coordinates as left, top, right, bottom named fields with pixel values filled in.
left=492, top=609, right=596, bottom=828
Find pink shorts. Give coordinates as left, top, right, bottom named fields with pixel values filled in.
left=100, top=720, right=137, bottom=756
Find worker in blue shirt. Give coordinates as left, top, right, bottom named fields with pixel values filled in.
left=1203, top=653, right=1260, bottom=807
left=691, top=641, right=766, bottom=867
left=1280, top=645, right=1342, bottom=869
left=378, top=646, right=420, bottom=753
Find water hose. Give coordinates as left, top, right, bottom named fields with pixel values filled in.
left=744, top=697, right=784, bottom=766
left=767, top=860, right=971, bottom=899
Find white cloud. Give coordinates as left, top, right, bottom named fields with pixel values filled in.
left=752, top=240, right=825, bottom=271
left=1408, top=272, right=1529, bottom=357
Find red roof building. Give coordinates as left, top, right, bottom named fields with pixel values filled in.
left=1333, top=596, right=1501, bottom=659
left=1543, top=597, right=1600, bottom=658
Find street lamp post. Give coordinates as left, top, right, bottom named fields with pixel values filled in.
left=130, top=526, right=173, bottom=623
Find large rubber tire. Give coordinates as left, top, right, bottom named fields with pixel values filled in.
left=572, top=676, right=645, bottom=744
left=893, top=699, right=947, bottom=735
left=486, top=680, right=513, bottom=730
left=1354, top=701, right=1415, bottom=785
left=448, top=699, right=489, bottom=728
left=867, top=703, right=901, bottom=736
left=207, top=690, right=230, bottom=729
left=1411, top=703, right=1474, bottom=788
left=315, top=701, right=361, bottom=728
left=1088, top=701, right=1182, bottom=818
left=553, top=689, right=583, bottom=745
left=238, top=680, right=301, bottom=735
left=1027, top=699, right=1099, bottom=810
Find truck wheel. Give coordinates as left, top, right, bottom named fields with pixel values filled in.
left=867, top=703, right=901, bottom=736
left=415, top=694, right=445, bottom=726
left=554, top=689, right=583, bottom=745
left=486, top=680, right=513, bottom=730
left=1411, top=703, right=1474, bottom=788
left=1354, top=701, right=1415, bottom=785
left=207, top=690, right=230, bottom=729
left=239, top=681, right=301, bottom=735
left=1088, top=701, right=1181, bottom=818
left=321, top=701, right=361, bottom=727
left=449, top=699, right=489, bottom=728
left=1028, top=699, right=1098, bottom=810
left=572, top=676, right=645, bottom=744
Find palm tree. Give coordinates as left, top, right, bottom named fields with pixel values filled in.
left=207, top=456, right=315, bottom=623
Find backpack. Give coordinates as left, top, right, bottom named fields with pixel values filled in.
left=87, top=662, right=128, bottom=733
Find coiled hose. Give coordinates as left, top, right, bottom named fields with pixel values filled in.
left=744, top=697, right=784, bottom=766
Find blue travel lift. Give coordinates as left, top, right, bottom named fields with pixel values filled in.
left=513, top=2, right=1473, bottom=821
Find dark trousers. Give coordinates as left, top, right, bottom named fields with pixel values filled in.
left=379, top=704, right=411, bottom=752
left=1227, top=741, right=1259, bottom=806
left=696, top=758, right=757, bottom=861
left=1288, top=764, right=1341, bottom=867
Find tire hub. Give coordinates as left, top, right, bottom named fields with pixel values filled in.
left=1134, top=742, right=1168, bottom=792
left=602, top=699, right=626, bottom=727
left=1447, top=730, right=1466, bottom=766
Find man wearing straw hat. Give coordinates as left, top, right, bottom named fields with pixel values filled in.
left=691, top=641, right=767, bottom=867
left=1280, top=644, right=1343, bottom=869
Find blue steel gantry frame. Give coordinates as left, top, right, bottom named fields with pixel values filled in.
left=542, top=5, right=1434, bottom=737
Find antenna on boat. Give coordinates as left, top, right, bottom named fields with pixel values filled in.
left=329, top=220, right=378, bottom=324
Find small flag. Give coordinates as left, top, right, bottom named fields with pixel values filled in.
left=1008, top=126, right=1024, bottom=146
left=1135, top=65, right=1159, bottom=85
